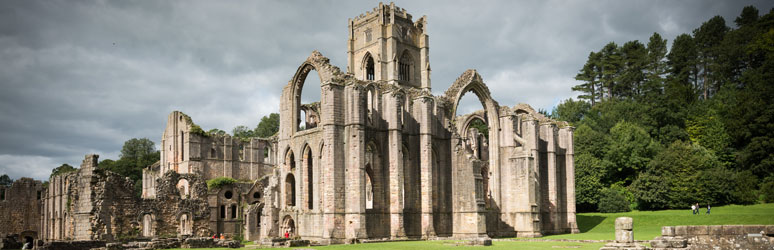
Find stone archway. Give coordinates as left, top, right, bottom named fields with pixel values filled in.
left=443, top=69, right=502, bottom=204
left=280, top=215, right=296, bottom=238
left=288, top=51, right=343, bottom=134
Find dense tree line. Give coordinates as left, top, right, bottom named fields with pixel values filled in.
left=556, top=6, right=774, bottom=212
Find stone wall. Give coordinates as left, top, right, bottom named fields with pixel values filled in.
left=0, top=178, right=44, bottom=242
left=652, top=225, right=774, bottom=250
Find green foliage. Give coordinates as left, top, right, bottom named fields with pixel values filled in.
left=597, top=187, right=631, bottom=213
left=551, top=98, right=591, bottom=125
left=254, top=113, right=280, bottom=138
left=467, top=118, right=488, bottom=138
left=50, top=164, right=77, bottom=178
left=0, top=174, right=12, bottom=186
left=207, top=177, right=237, bottom=190
left=604, top=121, right=660, bottom=184
left=568, top=7, right=774, bottom=211
left=732, top=171, right=758, bottom=205
left=190, top=124, right=206, bottom=136
left=232, top=125, right=255, bottom=140
left=207, top=128, right=227, bottom=137
left=98, top=138, right=159, bottom=198
left=761, top=176, right=774, bottom=203
left=574, top=153, right=605, bottom=212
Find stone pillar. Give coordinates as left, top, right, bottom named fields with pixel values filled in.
left=344, top=85, right=367, bottom=240
left=416, top=95, right=435, bottom=238
left=540, top=123, right=560, bottom=233
left=559, top=127, right=579, bottom=233
left=387, top=91, right=406, bottom=238
left=600, top=217, right=646, bottom=250
left=320, top=83, right=346, bottom=241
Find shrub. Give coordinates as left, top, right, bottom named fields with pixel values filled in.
left=761, top=176, right=774, bottom=203
left=598, top=187, right=631, bottom=213
left=207, top=177, right=237, bottom=190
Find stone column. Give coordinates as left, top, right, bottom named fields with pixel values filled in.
left=320, top=83, right=346, bottom=241
left=344, top=85, right=367, bottom=239
left=387, top=91, right=406, bottom=238
left=416, top=95, right=435, bottom=238
left=559, top=127, right=579, bottom=233
left=540, top=123, right=560, bottom=233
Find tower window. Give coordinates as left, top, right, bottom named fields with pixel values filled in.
left=399, top=51, right=411, bottom=81
left=366, top=55, right=375, bottom=81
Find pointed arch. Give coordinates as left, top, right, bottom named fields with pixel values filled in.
left=398, top=50, right=413, bottom=82
left=288, top=51, right=342, bottom=133
left=302, top=144, right=314, bottom=210
left=363, top=52, right=376, bottom=81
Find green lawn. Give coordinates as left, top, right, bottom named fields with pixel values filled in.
left=172, top=203, right=774, bottom=250
left=543, top=203, right=774, bottom=241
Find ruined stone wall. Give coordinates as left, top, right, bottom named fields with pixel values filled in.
left=0, top=178, right=43, bottom=240
left=653, top=225, right=774, bottom=250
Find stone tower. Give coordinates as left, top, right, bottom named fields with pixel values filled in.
left=347, top=2, right=430, bottom=90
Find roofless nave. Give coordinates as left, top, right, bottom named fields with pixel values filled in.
left=1, top=2, right=578, bottom=246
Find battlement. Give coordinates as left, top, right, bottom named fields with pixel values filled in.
left=349, top=2, right=412, bottom=25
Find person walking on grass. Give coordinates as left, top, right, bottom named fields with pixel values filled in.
left=691, top=204, right=696, bottom=215
left=707, top=204, right=711, bottom=214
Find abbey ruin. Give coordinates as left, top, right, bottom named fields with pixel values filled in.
left=0, top=2, right=578, bottom=247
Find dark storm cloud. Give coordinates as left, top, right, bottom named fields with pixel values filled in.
left=1, top=0, right=771, bottom=180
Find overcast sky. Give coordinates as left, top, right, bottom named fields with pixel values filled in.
left=1, top=0, right=771, bottom=181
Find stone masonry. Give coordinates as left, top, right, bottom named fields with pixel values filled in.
left=6, top=2, right=579, bottom=246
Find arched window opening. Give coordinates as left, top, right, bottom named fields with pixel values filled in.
left=231, top=205, right=237, bottom=219
left=220, top=205, right=226, bottom=219
left=239, top=144, right=245, bottom=161
left=399, top=51, right=412, bottom=81
left=180, top=131, right=184, bottom=161
left=297, top=67, right=321, bottom=132
left=365, top=54, right=375, bottom=80
left=285, top=150, right=295, bottom=171
left=176, top=179, right=190, bottom=199
left=367, top=89, right=375, bottom=114
left=256, top=209, right=262, bottom=228
left=263, top=146, right=271, bottom=163
left=305, top=146, right=314, bottom=210
left=285, top=174, right=296, bottom=207
left=365, top=164, right=374, bottom=210
left=142, top=214, right=153, bottom=237
left=210, top=147, right=217, bottom=159
left=402, top=145, right=410, bottom=208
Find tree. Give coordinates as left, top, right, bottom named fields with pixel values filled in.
left=693, top=16, right=729, bottom=99
left=0, top=174, right=12, bottom=186
left=599, top=42, right=622, bottom=100
left=666, top=34, right=699, bottom=106
left=100, top=138, right=159, bottom=186
left=573, top=52, right=602, bottom=105
left=207, top=128, right=227, bottom=137
left=574, top=153, right=605, bottom=212
left=617, top=40, right=647, bottom=99
left=232, top=125, right=254, bottom=139
left=551, top=98, right=591, bottom=125
left=643, top=32, right=668, bottom=101
left=254, top=113, right=280, bottom=137
left=50, top=163, right=77, bottom=178
left=604, top=121, right=659, bottom=184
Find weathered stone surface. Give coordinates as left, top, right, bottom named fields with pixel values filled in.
left=8, top=3, right=580, bottom=246
left=674, top=226, right=688, bottom=236
left=615, top=217, right=633, bottom=231
left=688, top=225, right=709, bottom=235
left=661, top=226, right=674, bottom=237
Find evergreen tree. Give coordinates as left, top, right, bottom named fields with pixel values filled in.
left=666, top=34, right=699, bottom=106
left=618, top=40, right=647, bottom=99
left=599, top=42, right=622, bottom=100
left=573, top=52, right=602, bottom=105
left=644, top=32, right=668, bottom=101
left=693, top=16, right=729, bottom=99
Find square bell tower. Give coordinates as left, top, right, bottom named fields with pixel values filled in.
left=347, top=2, right=431, bottom=90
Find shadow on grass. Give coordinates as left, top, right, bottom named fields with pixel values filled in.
left=577, top=215, right=606, bottom=233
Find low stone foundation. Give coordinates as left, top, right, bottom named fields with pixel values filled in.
left=37, top=240, right=106, bottom=250
left=600, top=217, right=647, bottom=250
left=651, top=225, right=774, bottom=250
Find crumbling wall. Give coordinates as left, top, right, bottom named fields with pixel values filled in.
left=653, top=225, right=774, bottom=250
left=0, top=178, right=44, bottom=240
left=138, top=171, right=210, bottom=238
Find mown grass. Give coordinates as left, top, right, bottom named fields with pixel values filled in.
left=170, top=203, right=774, bottom=250
left=543, top=203, right=774, bottom=241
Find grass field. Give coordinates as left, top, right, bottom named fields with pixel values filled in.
left=543, top=203, right=774, bottom=241
left=171, top=203, right=774, bottom=250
